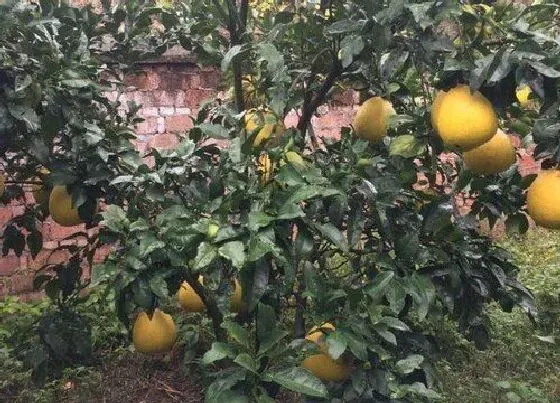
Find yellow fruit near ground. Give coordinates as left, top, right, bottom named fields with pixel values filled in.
left=302, top=354, right=351, bottom=382
left=432, top=85, right=498, bottom=151
left=49, top=185, right=83, bottom=227
left=245, top=109, right=285, bottom=147
left=516, top=85, right=532, bottom=107
left=132, top=309, right=177, bottom=354
left=352, top=97, right=396, bottom=142
left=463, top=129, right=516, bottom=175
left=178, top=277, right=205, bottom=312
left=230, top=278, right=243, bottom=313
left=527, top=170, right=560, bottom=229
left=305, top=322, right=335, bottom=345
left=0, top=174, right=5, bottom=197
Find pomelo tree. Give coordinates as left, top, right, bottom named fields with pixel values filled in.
left=1, top=0, right=559, bottom=400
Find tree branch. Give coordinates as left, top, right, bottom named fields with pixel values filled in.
left=185, top=271, right=227, bottom=342
left=297, top=56, right=343, bottom=146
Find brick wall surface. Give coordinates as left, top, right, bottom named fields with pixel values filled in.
left=0, top=57, right=541, bottom=298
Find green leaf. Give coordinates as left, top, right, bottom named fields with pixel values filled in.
left=102, top=205, right=129, bottom=233
left=395, top=354, right=424, bottom=374
left=198, top=123, right=230, bottom=139
left=326, top=331, right=348, bottom=360
left=265, top=368, right=328, bottom=398
left=234, top=353, right=258, bottom=374
left=193, top=242, right=218, bottom=271
left=366, top=271, right=395, bottom=301
left=248, top=211, right=275, bottom=232
left=222, top=321, right=251, bottom=350
left=307, top=221, right=348, bottom=253
left=389, top=135, right=425, bottom=158
left=221, top=44, right=245, bottom=72
left=325, top=19, right=365, bottom=35
left=375, top=327, right=397, bottom=345
left=218, top=241, right=246, bottom=268
left=339, top=35, right=364, bottom=68
left=202, top=342, right=236, bottom=365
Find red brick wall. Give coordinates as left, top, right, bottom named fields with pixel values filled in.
left=0, top=57, right=541, bottom=298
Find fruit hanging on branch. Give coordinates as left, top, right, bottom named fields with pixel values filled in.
left=463, top=129, right=516, bottom=175
left=526, top=170, right=560, bottom=229
left=351, top=97, right=396, bottom=143
left=432, top=85, right=498, bottom=150
left=132, top=309, right=177, bottom=354
left=302, top=322, right=351, bottom=382
left=178, top=277, right=205, bottom=312
left=245, top=108, right=285, bottom=147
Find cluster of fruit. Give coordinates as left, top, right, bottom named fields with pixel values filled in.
left=132, top=277, right=243, bottom=354
left=352, top=85, right=559, bottom=230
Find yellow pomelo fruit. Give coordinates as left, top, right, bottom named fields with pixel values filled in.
left=178, top=276, right=205, bottom=312
left=0, top=174, right=5, bottom=197
left=285, top=151, right=306, bottom=171
left=49, top=185, right=83, bottom=227
left=32, top=168, right=50, bottom=208
left=432, top=85, right=498, bottom=151
left=526, top=170, right=560, bottom=229
left=257, top=153, right=273, bottom=185
left=132, top=309, right=177, bottom=354
left=302, top=353, right=351, bottom=382
left=230, top=278, right=243, bottom=313
left=245, top=109, right=285, bottom=147
left=463, top=129, right=516, bottom=175
left=352, top=97, right=396, bottom=142
left=305, top=322, right=335, bottom=345
left=516, top=85, right=535, bottom=109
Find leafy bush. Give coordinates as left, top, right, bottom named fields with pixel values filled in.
left=1, top=0, right=560, bottom=401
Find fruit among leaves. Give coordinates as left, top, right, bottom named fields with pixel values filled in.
left=132, top=309, right=177, bottom=354
left=432, top=85, right=498, bottom=151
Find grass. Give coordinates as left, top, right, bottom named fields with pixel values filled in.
left=437, top=228, right=560, bottom=402
left=1, top=228, right=559, bottom=402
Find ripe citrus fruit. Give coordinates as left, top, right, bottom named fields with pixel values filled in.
left=178, top=277, right=205, bottom=312
left=352, top=97, right=396, bottom=142
left=0, top=174, right=5, bottom=197
left=245, top=109, right=285, bottom=147
left=132, top=309, right=177, bottom=354
left=302, top=353, right=351, bottom=382
left=305, top=322, right=335, bottom=345
left=463, top=129, right=516, bottom=175
left=432, top=85, right=498, bottom=151
left=526, top=170, right=560, bottom=229
left=49, top=185, right=83, bottom=227
left=516, top=85, right=532, bottom=107
left=230, top=278, right=243, bottom=313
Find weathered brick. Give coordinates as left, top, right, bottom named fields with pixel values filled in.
left=199, top=69, right=221, bottom=89
left=185, top=89, right=215, bottom=108
left=0, top=208, right=13, bottom=229
left=124, top=70, right=160, bottom=91
left=135, top=116, right=159, bottom=135
left=0, top=255, right=21, bottom=276
left=166, top=115, right=193, bottom=134
left=174, top=91, right=187, bottom=107
left=159, top=106, right=175, bottom=116
left=175, top=107, right=191, bottom=115
left=140, top=107, right=160, bottom=117
left=50, top=221, right=86, bottom=240
left=93, top=245, right=112, bottom=264
left=157, top=116, right=166, bottom=134
left=148, top=133, right=180, bottom=149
